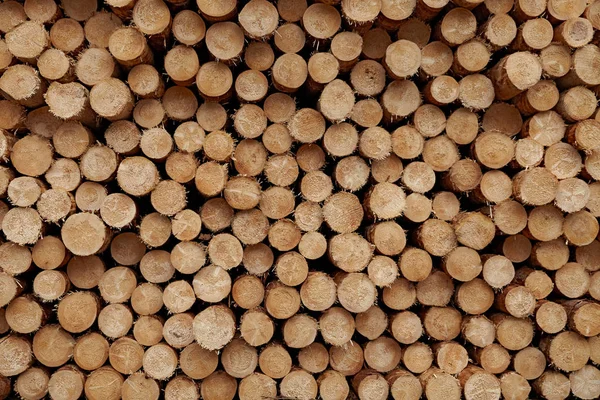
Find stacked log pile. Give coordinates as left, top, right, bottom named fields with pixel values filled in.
left=0, top=0, right=600, bottom=399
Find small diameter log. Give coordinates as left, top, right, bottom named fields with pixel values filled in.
left=495, top=285, right=536, bottom=318
left=90, top=78, right=134, bottom=121
left=36, top=189, right=76, bottom=223
left=482, top=255, right=515, bottom=289
left=131, top=283, right=163, bottom=316
left=433, top=341, right=469, bottom=375
left=73, top=332, right=109, bottom=371
left=38, top=49, right=73, bottom=82
left=512, top=19, right=554, bottom=51
left=489, top=52, right=542, bottom=100
left=122, top=373, right=160, bottom=400
left=453, top=39, right=490, bottom=76
left=47, top=18, right=84, bottom=56
left=541, top=331, right=590, bottom=372
left=6, top=21, right=48, bottom=64
left=32, top=324, right=75, bottom=369
left=351, top=371, right=389, bottom=400
left=244, top=41, right=275, bottom=72
left=404, top=345, right=433, bottom=375
left=131, top=0, right=172, bottom=46
left=472, top=344, right=511, bottom=374
left=567, top=119, right=600, bottom=152
left=540, top=43, right=572, bottom=79
left=458, top=74, right=495, bottom=110
left=435, top=7, right=477, bottom=47
left=134, top=316, right=163, bottom=347
left=413, top=0, right=449, bottom=21
left=47, top=365, right=85, bottom=400
left=193, top=305, right=236, bottom=350
left=8, top=176, right=44, bottom=207
left=162, top=86, right=198, bottom=121
left=283, top=314, right=318, bottom=349
left=513, top=268, right=553, bottom=300
left=259, top=344, right=292, bottom=379
left=238, top=373, right=277, bottom=400
left=500, top=371, right=531, bottom=400
left=533, top=371, right=570, bottom=400
left=162, top=302, right=194, bottom=338
left=172, top=10, right=206, bottom=46
left=5, top=296, right=44, bottom=335
left=143, top=343, right=178, bottom=381
left=513, top=167, right=559, bottom=206
left=33, top=270, right=69, bottom=302
left=0, top=65, right=47, bottom=108
left=233, top=105, right=267, bottom=140
left=568, top=365, right=600, bottom=400
left=0, top=101, right=25, bottom=131
left=556, top=86, right=597, bottom=122
left=127, top=65, right=164, bottom=99
left=98, top=267, right=137, bottom=305
left=514, top=80, right=560, bottom=116
left=442, top=246, right=480, bottom=283
left=14, top=367, right=50, bottom=400
left=536, top=300, right=568, bottom=335
left=461, top=315, right=495, bottom=348
left=3, top=207, right=43, bottom=245
left=44, top=82, right=90, bottom=120
left=554, top=17, right=594, bottom=48
left=24, top=0, right=62, bottom=24
left=61, top=213, right=109, bottom=256
left=482, top=102, right=523, bottom=137
left=53, top=122, right=93, bottom=159
left=205, top=22, right=244, bottom=63
left=196, top=62, right=233, bottom=101
left=396, top=19, right=431, bottom=48
left=84, top=11, right=122, bottom=48
left=109, top=235, right=144, bottom=271
left=382, top=80, right=422, bottom=121
left=319, top=307, right=354, bottom=346
left=511, top=0, right=545, bottom=21
left=522, top=111, right=566, bottom=148
left=351, top=100, right=383, bottom=129
left=240, top=309, right=273, bottom=347
left=329, top=341, right=364, bottom=376
left=133, top=99, right=164, bottom=129
left=139, top=250, right=175, bottom=285
left=57, top=291, right=100, bottom=333
left=59, top=0, right=95, bottom=22
left=221, top=338, right=258, bottom=378
left=298, top=343, right=329, bottom=374
left=196, top=0, right=236, bottom=21
left=32, top=235, right=68, bottom=271
left=530, top=239, right=570, bottom=273
left=459, top=366, right=502, bottom=400
left=420, top=367, right=461, bottom=400
left=416, top=270, right=453, bottom=308
left=424, top=75, right=459, bottom=105
left=84, top=367, right=123, bottom=400
left=480, top=14, right=517, bottom=50
left=0, top=1, right=26, bottom=34
left=66, top=256, right=105, bottom=291
left=384, top=40, right=421, bottom=80
left=200, top=372, right=237, bottom=400
left=554, top=262, right=591, bottom=299
left=109, top=27, right=153, bottom=68
left=178, top=344, right=217, bottom=381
